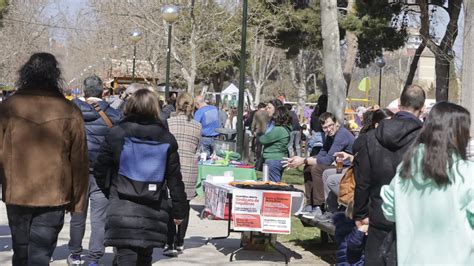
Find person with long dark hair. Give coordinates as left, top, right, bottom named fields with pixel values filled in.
left=381, top=102, right=474, bottom=265
left=0, top=53, right=89, bottom=265
left=258, top=101, right=291, bottom=182
left=94, top=89, right=187, bottom=265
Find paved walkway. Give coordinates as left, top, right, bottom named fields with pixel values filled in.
left=0, top=197, right=330, bottom=265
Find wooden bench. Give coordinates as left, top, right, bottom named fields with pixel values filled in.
left=297, top=214, right=335, bottom=244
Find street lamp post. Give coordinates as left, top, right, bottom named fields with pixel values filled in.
left=162, top=5, right=179, bottom=99
left=236, top=0, right=249, bottom=155
left=375, top=56, right=386, bottom=106
left=129, top=30, right=143, bottom=82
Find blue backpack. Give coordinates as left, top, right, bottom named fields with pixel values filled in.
left=115, top=137, right=169, bottom=202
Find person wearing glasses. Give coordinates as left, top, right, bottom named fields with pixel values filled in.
left=284, top=112, right=354, bottom=219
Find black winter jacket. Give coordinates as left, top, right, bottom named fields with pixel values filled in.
left=94, top=115, right=188, bottom=248
left=353, top=111, right=422, bottom=231
left=72, top=98, right=122, bottom=166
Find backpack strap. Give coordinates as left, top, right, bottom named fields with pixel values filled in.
left=90, top=101, right=113, bottom=128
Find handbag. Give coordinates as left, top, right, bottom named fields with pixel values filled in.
left=338, top=165, right=355, bottom=207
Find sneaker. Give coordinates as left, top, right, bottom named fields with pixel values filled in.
left=302, top=206, right=323, bottom=219
left=313, top=211, right=334, bottom=223
left=298, top=205, right=314, bottom=215
left=163, top=244, right=178, bottom=257
left=67, top=254, right=82, bottom=265
left=176, top=244, right=184, bottom=253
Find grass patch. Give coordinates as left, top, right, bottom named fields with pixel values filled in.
left=278, top=216, right=337, bottom=264
left=278, top=216, right=320, bottom=244
left=256, top=167, right=305, bottom=185
left=281, top=168, right=305, bottom=185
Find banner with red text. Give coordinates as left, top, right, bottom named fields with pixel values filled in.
left=232, top=190, right=292, bottom=234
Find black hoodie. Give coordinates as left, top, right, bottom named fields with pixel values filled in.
left=353, top=111, right=422, bottom=231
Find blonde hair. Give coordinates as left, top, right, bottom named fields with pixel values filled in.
left=176, top=92, right=195, bottom=121
left=123, top=89, right=161, bottom=120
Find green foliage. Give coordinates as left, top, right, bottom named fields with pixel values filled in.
left=340, top=0, right=407, bottom=67
left=0, top=0, right=8, bottom=25
left=250, top=0, right=322, bottom=58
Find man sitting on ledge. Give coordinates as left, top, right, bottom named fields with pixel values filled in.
left=284, top=112, right=354, bottom=220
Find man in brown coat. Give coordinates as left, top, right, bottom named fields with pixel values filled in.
left=0, top=53, right=89, bottom=265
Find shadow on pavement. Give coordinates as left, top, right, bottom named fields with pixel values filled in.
left=190, top=204, right=205, bottom=219
left=289, top=239, right=337, bottom=265
left=206, top=237, right=305, bottom=264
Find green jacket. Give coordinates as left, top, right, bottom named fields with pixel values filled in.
left=258, top=125, right=290, bottom=160
left=381, top=145, right=474, bottom=265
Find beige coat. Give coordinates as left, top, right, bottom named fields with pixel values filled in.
left=168, top=114, right=201, bottom=200
left=0, top=89, right=89, bottom=212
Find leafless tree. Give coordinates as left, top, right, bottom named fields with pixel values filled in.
left=0, top=0, right=53, bottom=84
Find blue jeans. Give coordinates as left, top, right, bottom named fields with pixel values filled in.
left=288, top=131, right=302, bottom=156
left=265, top=159, right=284, bottom=182
left=7, top=205, right=65, bottom=266
left=200, top=137, right=217, bottom=157
left=69, top=175, right=108, bottom=263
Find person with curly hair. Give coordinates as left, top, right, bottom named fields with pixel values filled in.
left=0, top=52, right=89, bottom=265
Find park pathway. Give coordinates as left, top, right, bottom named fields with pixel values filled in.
left=0, top=196, right=330, bottom=265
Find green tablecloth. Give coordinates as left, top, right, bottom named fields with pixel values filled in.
left=196, top=165, right=257, bottom=196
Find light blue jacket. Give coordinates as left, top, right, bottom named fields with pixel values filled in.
left=381, top=146, right=474, bottom=265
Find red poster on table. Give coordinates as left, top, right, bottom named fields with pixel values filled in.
left=232, top=190, right=262, bottom=231
left=261, top=192, right=292, bottom=234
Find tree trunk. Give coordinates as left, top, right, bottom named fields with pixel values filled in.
left=320, top=0, right=347, bottom=124
left=296, top=51, right=307, bottom=120
left=288, top=51, right=307, bottom=120
left=343, top=0, right=357, bottom=96
left=431, top=0, right=461, bottom=101
left=461, top=0, right=474, bottom=138
left=187, top=0, right=197, bottom=95
left=254, top=83, right=263, bottom=107
left=435, top=56, right=450, bottom=101
left=405, top=41, right=426, bottom=88
left=212, top=71, right=224, bottom=107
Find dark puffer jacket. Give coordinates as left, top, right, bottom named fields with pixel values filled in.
left=94, top=115, right=188, bottom=248
left=72, top=98, right=122, bottom=166
left=353, top=111, right=422, bottom=231
left=333, top=212, right=365, bottom=265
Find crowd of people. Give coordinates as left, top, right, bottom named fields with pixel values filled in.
left=0, top=52, right=472, bottom=266
left=284, top=85, right=474, bottom=265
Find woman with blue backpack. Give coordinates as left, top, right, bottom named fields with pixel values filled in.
left=94, top=88, right=188, bottom=265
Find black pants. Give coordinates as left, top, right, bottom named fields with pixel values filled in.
left=116, top=246, right=153, bottom=266
left=6, top=205, right=65, bottom=266
left=364, top=226, right=391, bottom=266
left=167, top=200, right=190, bottom=246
